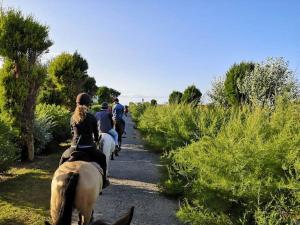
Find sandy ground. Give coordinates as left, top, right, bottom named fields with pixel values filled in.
left=72, top=115, right=181, bottom=225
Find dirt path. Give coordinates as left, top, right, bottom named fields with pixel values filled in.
left=73, top=115, right=181, bottom=225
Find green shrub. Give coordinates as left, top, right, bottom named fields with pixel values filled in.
left=0, top=115, right=19, bottom=172
left=138, top=104, right=230, bottom=152
left=129, top=102, right=151, bottom=123
left=163, top=101, right=300, bottom=224
left=91, top=104, right=101, bottom=114
left=35, top=103, right=71, bottom=144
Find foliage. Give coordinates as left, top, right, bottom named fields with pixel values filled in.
left=48, top=51, right=90, bottom=110
left=162, top=100, right=300, bottom=224
left=129, top=102, right=151, bottom=123
left=96, top=86, right=121, bottom=104
left=238, top=57, right=300, bottom=106
left=0, top=9, right=52, bottom=161
left=0, top=118, right=19, bottom=172
left=37, top=77, right=64, bottom=105
left=181, top=85, right=202, bottom=105
left=208, top=76, right=228, bottom=106
left=224, top=62, right=255, bottom=105
left=169, top=91, right=183, bottom=104
left=0, top=9, right=52, bottom=63
left=138, top=104, right=230, bottom=152
left=82, top=77, right=98, bottom=97
left=33, top=114, right=54, bottom=153
left=150, top=99, right=157, bottom=106
left=35, top=103, right=71, bottom=143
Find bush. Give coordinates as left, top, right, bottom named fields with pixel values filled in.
left=163, top=100, right=300, bottom=224
left=0, top=116, right=19, bottom=172
left=138, top=104, right=230, bottom=152
left=129, top=102, right=151, bottom=123
left=35, top=104, right=71, bottom=150
left=90, top=104, right=101, bottom=114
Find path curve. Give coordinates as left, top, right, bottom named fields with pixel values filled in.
left=72, top=115, right=181, bottom=225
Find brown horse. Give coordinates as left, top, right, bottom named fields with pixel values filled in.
left=114, top=119, right=125, bottom=152
left=45, top=161, right=134, bottom=225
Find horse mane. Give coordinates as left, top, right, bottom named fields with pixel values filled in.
left=56, top=172, right=79, bottom=225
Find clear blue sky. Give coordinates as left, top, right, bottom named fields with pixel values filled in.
left=3, top=0, right=300, bottom=104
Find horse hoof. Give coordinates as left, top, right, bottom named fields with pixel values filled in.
left=115, top=151, right=119, bottom=156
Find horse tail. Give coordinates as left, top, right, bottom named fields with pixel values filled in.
left=57, top=172, right=79, bottom=225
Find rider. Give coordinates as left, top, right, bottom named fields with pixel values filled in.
left=59, top=93, right=110, bottom=188
left=112, top=98, right=125, bottom=127
left=95, top=102, right=119, bottom=150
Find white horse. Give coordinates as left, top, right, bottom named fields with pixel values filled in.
left=99, top=133, right=115, bottom=176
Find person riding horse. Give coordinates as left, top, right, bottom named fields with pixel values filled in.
left=95, top=102, right=119, bottom=152
left=112, top=98, right=125, bottom=148
left=59, top=93, right=110, bottom=188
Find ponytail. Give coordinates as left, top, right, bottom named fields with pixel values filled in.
left=72, top=105, right=88, bottom=124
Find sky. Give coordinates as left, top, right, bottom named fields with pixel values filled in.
left=2, top=0, right=300, bottom=104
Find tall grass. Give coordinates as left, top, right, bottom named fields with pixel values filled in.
left=135, top=100, right=300, bottom=224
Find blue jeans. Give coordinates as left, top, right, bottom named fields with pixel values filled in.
left=108, top=129, right=118, bottom=146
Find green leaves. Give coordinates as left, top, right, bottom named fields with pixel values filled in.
left=0, top=9, right=52, bottom=61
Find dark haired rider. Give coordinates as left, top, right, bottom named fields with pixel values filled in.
left=59, top=92, right=110, bottom=188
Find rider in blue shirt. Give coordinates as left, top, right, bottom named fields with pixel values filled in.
left=112, top=98, right=125, bottom=121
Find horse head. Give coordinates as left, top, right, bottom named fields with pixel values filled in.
left=91, top=207, right=134, bottom=225
left=44, top=206, right=134, bottom=225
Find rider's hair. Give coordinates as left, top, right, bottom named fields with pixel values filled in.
left=72, top=105, right=88, bottom=124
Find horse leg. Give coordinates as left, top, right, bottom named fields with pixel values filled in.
left=81, top=208, right=93, bottom=225
left=111, top=153, right=114, bottom=160
left=78, top=213, right=83, bottom=225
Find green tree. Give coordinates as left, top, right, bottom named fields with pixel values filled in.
left=224, top=62, right=255, bottom=105
left=83, top=77, right=98, bottom=97
left=150, top=99, right=157, bottom=106
left=48, top=51, right=89, bottom=110
left=96, top=86, right=121, bottom=104
left=181, top=85, right=202, bottom=105
left=168, top=91, right=183, bottom=104
left=0, top=9, right=52, bottom=161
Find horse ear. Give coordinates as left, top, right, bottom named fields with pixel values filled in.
left=113, top=207, right=134, bottom=225
left=45, top=221, right=51, bottom=225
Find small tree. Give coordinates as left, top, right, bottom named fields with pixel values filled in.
left=181, top=85, right=202, bottom=105
left=208, top=76, right=228, bottom=106
left=48, top=51, right=89, bottom=110
left=96, top=86, right=121, bottom=104
left=150, top=99, right=157, bottom=106
left=238, top=57, right=299, bottom=106
left=0, top=9, right=52, bottom=161
left=224, top=62, right=255, bottom=105
left=168, top=91, right=183, bottom=104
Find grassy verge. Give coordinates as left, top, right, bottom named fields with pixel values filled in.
left=0, top=144, right=68, bottom=225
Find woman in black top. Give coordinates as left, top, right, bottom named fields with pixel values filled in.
left=59, top=93, right=109, bottom=188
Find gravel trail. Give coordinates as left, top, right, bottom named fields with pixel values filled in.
left=72, top=115, right=181, bottom=225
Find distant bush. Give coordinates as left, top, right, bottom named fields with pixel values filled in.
left=0, top=116, right=19, bottom=172
left=162, top=100, right=300, bottom=224
left=129, top=102, right=151, bottom=123
left=91, top=104, right=101, bottom=114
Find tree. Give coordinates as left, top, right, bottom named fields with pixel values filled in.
left=168, top=91, right=183, bottom=104
left=96, top=86, right=121, bottom=104
left=150, top=99, right=157, bottom=106
left=208, top=76, right=228, bottom=106
left=48, top=51, right=89, bottom=110
left=224, top=62, right=255, bottom=105
left=181, top=85, right=202, bottom=105
left=83, top=77, right=98, bottom=97
left=0, top=9, right=52, bottom=161
left=238, top=57, right=299, bottom=106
